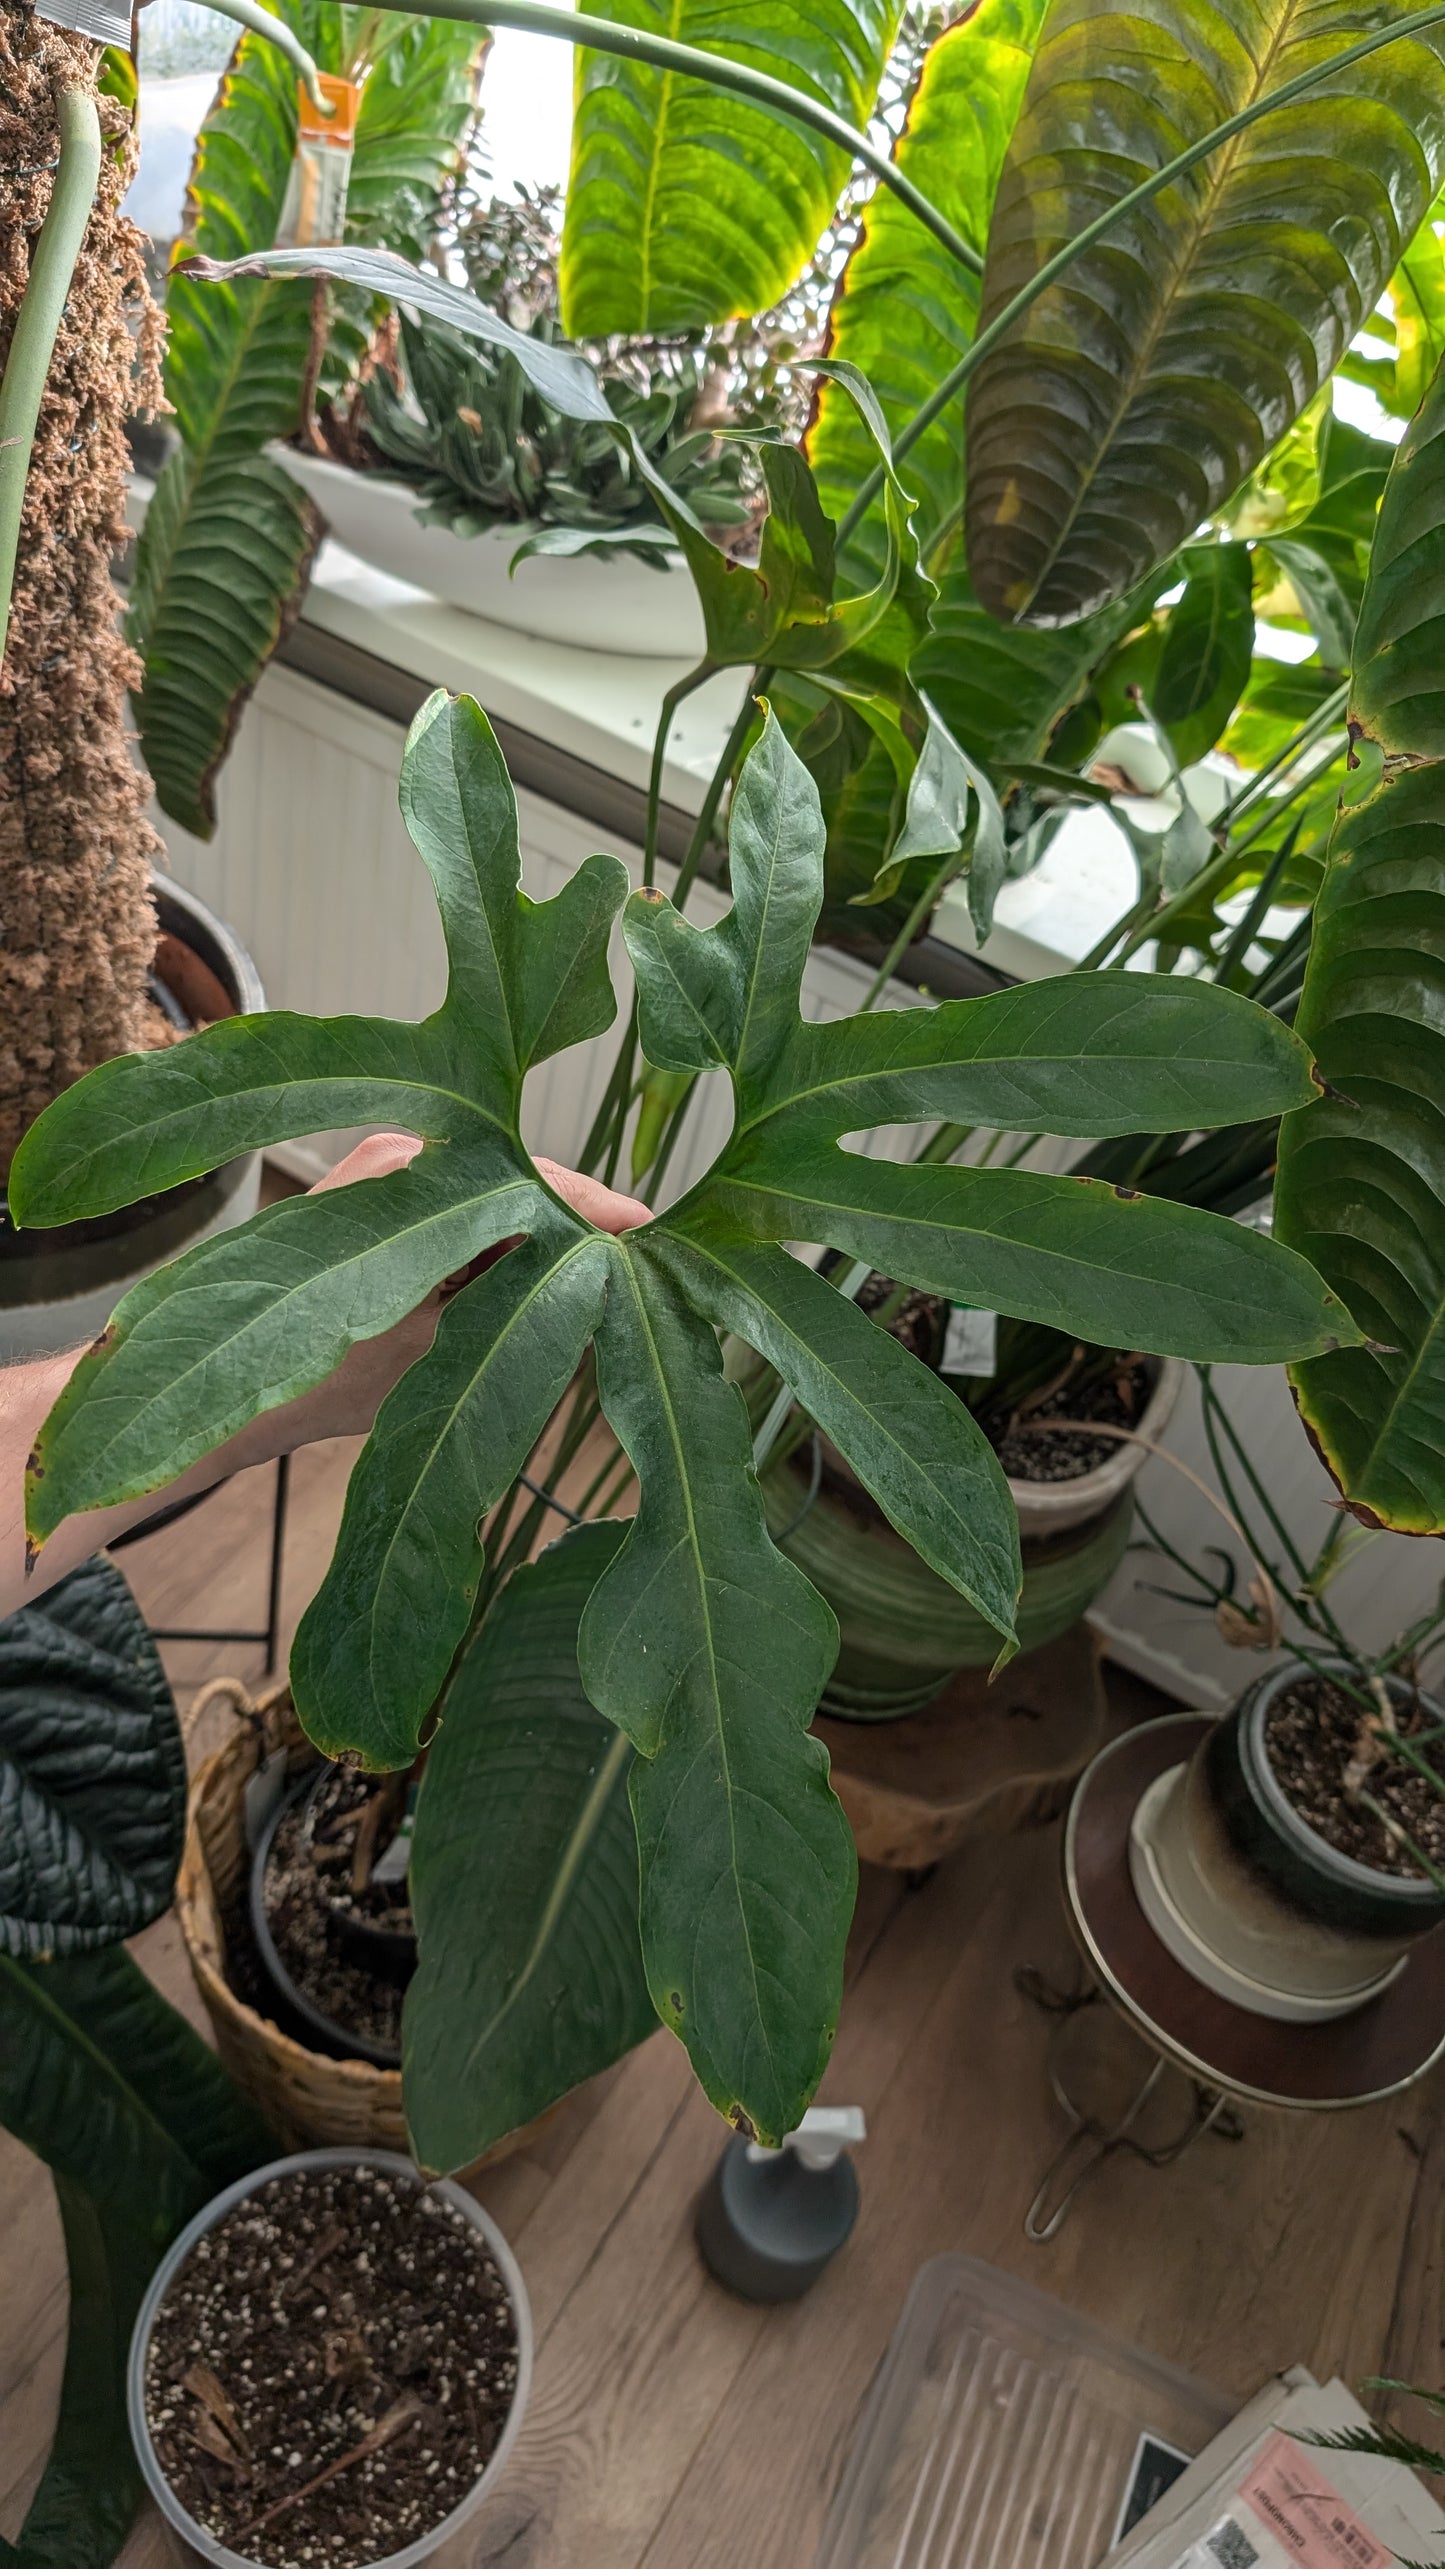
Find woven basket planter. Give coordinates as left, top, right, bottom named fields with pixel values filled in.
left=176, top=1677, right=539, bottom=2165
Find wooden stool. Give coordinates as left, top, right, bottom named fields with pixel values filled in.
left=815, top=1621, right=1108, bottom=1874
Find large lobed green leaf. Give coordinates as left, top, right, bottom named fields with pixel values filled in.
left=405, top=1524, right=656, bottom=2176
left=11, top=693, right=1359, bottom=2141
left=1275, top=350, right=1445, bottom=1534
left=131, top=0, right=482, bottom=835
left=965, top=0, right=1445, bottom=628
left=559, top=0, right=902, bottom=336
left=0, top=1561, right=184, bottom=1960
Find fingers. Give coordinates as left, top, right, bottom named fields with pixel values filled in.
left=309, top=1130, right=424, bottom=1195
left=308, top=1134, right=648, bottom=1236
left=535, top=1156, right=649, bottom=1234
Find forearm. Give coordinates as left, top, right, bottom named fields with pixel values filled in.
left=0, top=1341, right=346, bottom=1622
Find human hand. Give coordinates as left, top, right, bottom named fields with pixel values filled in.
left=293, top=1132, right=648, bottom=1442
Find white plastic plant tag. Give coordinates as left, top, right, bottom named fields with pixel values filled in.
left=275, top=75, right=359, bottom=250
left=35, top=0, right=131, bottom=41
left=243, top=1747, right=290, bottom=1852
left=371, top=1812, right=414, bottom=1888
left=941, top=1304, right=997, bottom=1376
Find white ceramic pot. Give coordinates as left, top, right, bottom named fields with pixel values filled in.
left=276, top=447, right=708, bottom=658
left=128, top=2147, right=533, bottom=2569
left=1010, top=1356, right=1185, bottom=1540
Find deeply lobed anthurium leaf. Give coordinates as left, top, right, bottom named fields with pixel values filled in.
left=1275, top=350, right=1445, bottom=1535
left=965, top=0, right=1445, bottom=628
left=11, top=692, right=1361, bottom=2142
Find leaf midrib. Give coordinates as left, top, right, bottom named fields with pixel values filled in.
left=455, top=1727, right=631, bottom=2079
left=56, top=1174, right=540, bottom=1493
left=0, top=1954, right=202, bottom=2195
left=1010, top=0, right=1304, bottom=608
left=616, top=1246, right=777, bottom=2096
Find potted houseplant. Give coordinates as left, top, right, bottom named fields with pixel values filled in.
left=128, top=2145, right=531, bottom=2569
left=1127, top=1367, right=1445, bottom=2023
left=8, top=677, right=1359, bottom=2166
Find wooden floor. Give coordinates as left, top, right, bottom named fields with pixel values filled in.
left=3, top=1432, right=1443, bottom=2567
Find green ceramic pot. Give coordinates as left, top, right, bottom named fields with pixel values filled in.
left=764, top=1463, right=1137, bottom=1718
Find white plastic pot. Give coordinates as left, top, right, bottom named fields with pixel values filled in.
left=276, top=447, right=708, bottom=658
left=128, top=2147, right=533, bottom=2569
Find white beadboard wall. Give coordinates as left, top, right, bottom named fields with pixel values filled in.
left=155, top=661, right=1445, bottom=1703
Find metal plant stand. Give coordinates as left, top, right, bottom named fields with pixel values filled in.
left=1020, top=1712, right=1445, bottom=2238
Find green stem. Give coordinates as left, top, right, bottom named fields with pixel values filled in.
left=859, top=851, right=957, bottom=1010
left=1212, top=682, right=1348, bottom=832
left=837, top=0, right=1445, bottom=546
left=0, top=87, right=101, bottom=669
left=409, top=0, right=983, bottom=282
left=644, top=661, right=713, bottom=890
left=197, top=0, right=332, bottom=108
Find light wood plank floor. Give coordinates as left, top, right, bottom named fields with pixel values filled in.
left=2, top=1432, right=1442, bottom=2566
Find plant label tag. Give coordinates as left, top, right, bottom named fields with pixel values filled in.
left=34, top=0, right=131, bottom=44
left=243, top=1748, right=290, bottom=1852
left=276, top=75, right=359, bottom=249
left=372, top=1814, right=414, bottom=1887
left=941, top=1304, right=997, bottom=1376
left=1112, top=2432, right=1194, bottom=2545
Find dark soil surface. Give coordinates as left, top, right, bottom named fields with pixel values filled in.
left=145, top=2162, right=519, bottom=2568
left=847, top=1272, right=1151, bottom=1483
left=1264, top=1674, right=1445, bottom=1879
left=261, top=1771, right=413, bottom=2059
left=992, top=1360, right=1152, bottom=1482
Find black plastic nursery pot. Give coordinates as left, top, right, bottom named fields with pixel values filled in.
left=1130, top=1660, right=1445, bottom=2021
left=250, top=1769, right=417, bottom=2072
left=0, top=877, right=264, bottom=1357
left=128, top=2148, right=532, bottom=2569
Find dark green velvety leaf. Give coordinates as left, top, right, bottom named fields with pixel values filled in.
left=0, top=1561, right=183, bottom=1960
left=1276, top=355, right=1445, bottom=1533
left=27, top=1149, right=542, bottom=1546
left=7, top=1013, right=496, bottom=1228
left=405, top=1524, right=655, bottom=2176
left=1152, top=544, right=1256, bottom=764
left=579, top=1240, right=852, bottom=2143
left=649, top=1225, right=1020, bottom=1644
left=129, top=448, right=322, bottom=841
left=0, top=1949, right=271, bottom=2568
left=965, top=0, right=1445, bottom=626
left=808, top=0, right=1046, bottom=582
left=695, top=1147, right=1361, bottom=1363
left=398, top=692, right=628, bottom=1082
left=559, top=0, right=902, bottom=335
left=292, top=1226, right=610, bottom=1770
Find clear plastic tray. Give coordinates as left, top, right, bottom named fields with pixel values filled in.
left=817, top=2255, right=1232, bottom=2569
